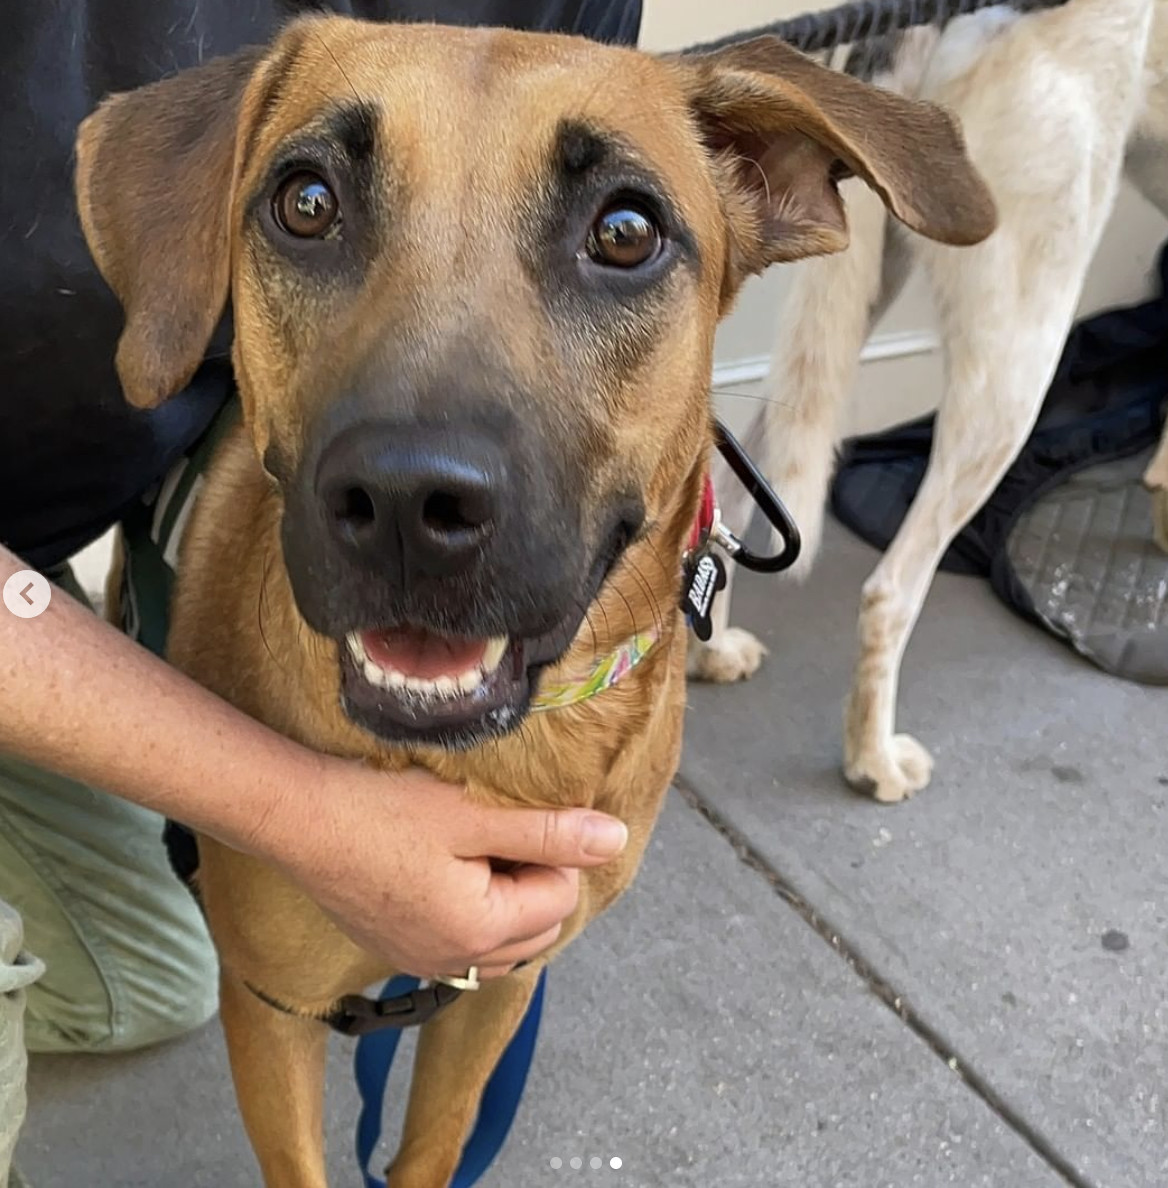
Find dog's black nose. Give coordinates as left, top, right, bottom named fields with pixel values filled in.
left=315, top=424, right=505, bottom=579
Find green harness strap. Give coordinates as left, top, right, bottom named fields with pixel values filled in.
left=119, top=400, right=242, bottom=660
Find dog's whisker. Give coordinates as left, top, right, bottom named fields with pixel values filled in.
left=568, top=71, right=626, bottom=129
left=610, top=582, right=642, bottom=638
left=713, top=386, right=796, bottom=412
left=595, top=597, right=613, bottom=641
left=641, top=537, right=675, bottom=583
left=623, top=560, right=667, bottom=638
left=256, top=544, right=288, bottom=673
left=584, top=608, right=599, bottom=658
left=311, top=30, right=362, bottom=106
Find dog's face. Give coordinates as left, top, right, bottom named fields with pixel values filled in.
left=75, top=18, right=994, bottom=748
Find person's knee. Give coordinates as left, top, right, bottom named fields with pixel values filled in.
left=4, top=834, right=221, bottom=1054
left=109, top=928, right=220, bottom=1052
left=24, top=917, right=219, bottom=1054
left=0, top=758, right=220, bottom=1054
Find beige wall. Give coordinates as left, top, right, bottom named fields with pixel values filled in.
left=641, top=0, right=803, bottom=50
left=641, top=0, right=1168, bottom=437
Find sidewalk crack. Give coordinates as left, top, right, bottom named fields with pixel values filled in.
left=673, top=776, right=1097, bottom=1188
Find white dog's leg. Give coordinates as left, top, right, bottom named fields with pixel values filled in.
left=843, top=0, right=1153, bottom=803
left=844, top=242, right=1094, bottom=801
left=1126, top=29, right=1168, bottom=550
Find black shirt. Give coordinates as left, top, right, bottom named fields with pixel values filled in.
left=0, top=0, right=641, bottom=570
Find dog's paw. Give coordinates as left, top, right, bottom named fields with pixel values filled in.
left=686, top=627, right=768, bottom=683
left=844, top=733, right=934, bottom=804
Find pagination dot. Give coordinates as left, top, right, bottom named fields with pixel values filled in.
left=549, top=1153, right=624, bottom=1172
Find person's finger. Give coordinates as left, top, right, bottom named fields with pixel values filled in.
left=437, top=926, right=560, bottom=985
left=473, top=864, right=579, bottom=953
left=474, top=964, right=517, bottom=982
left=454, top=805, right=628, bottom=868
left=476, top=924, right=563, bottom=972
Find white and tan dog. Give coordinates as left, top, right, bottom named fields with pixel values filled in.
left=693, top=0, right=1168, bottom=802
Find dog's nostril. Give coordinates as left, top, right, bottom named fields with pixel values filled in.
left=422, top=489, right=492, bottom=536
left=331, top=485, right=377, bottom=533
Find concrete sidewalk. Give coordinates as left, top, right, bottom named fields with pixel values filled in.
left=15, top=522, right=1167, bottom=1187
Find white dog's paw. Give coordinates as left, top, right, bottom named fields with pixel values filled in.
left=844, top=733, right=934, bottom=804
left=686, top=627, right=768, bottom=684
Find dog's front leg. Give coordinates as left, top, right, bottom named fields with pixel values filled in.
left=219, top=970, right=330, bottom=1188
left=387, top=963, right=542, bottom=1188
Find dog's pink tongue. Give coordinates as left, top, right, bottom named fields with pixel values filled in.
left=361, top=627, right=487, bottom=680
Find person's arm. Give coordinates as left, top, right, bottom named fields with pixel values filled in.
left=0, top=544, right=628, bottom=979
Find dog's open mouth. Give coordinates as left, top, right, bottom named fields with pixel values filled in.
left=330, top=516, right=640, bottom=748
left=340, top=626, right=537, bottom=747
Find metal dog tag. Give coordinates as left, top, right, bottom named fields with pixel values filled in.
left=682, top=547, right=727, bottom=642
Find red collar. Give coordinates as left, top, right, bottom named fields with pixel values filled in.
left=688, top=474, right=718, bottom=554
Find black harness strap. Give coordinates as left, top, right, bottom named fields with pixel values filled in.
left=245, top=979, right=465, bottom=1036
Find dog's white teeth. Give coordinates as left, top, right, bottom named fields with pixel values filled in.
left=482, top=636, right=508, bottom=675
left=354, top=637, right=501, bottom=699
left=399, top=675, right=456, bottom=700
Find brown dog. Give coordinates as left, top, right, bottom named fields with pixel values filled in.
left=73, top=15, right=994, bottom=1187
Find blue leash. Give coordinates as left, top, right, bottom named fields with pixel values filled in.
left=354, top=968, right=548, bottom=1187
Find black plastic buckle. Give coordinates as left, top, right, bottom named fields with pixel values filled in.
left=326, top=983, right=464, bottom=1036
left=712, top=419, right=802, bottom=574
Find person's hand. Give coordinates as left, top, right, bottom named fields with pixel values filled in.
left=257, top=755, right=629, bottom=980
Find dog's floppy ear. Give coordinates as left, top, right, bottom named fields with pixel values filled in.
left=674, top=35, right=997, bottom=288
left=75, top=46, right=267, bottom=409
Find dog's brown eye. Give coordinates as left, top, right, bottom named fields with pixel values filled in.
left=273, top=172, right=339, bottom=238
left=586, top=205, right=661, bottom=269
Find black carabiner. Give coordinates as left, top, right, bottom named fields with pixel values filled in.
left=713, top=420, right=802, bottom=574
